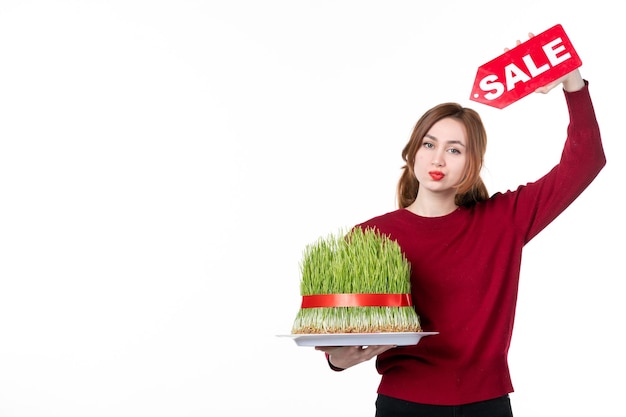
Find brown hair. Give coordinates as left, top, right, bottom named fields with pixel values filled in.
left=397, top=102, right=489, bottom=208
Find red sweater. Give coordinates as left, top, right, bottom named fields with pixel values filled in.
left=353, top=83, right=605, bottom=405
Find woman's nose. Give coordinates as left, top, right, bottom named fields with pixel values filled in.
left=432, top=154, right=444, bottom=167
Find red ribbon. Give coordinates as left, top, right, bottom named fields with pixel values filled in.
left=300, top=293, right=413, bottom=308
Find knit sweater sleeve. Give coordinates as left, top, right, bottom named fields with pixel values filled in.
left=504, top=81, right=606, bottom=243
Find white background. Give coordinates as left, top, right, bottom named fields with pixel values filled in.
left=0, top=1, right=623, bottom=416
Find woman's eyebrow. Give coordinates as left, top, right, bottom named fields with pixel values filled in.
left=424, top=134, right=466, bottom=147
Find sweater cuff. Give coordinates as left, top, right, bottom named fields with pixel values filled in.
left=563, top=79, right=589, bottom=103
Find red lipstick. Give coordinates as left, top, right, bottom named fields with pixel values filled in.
left=429, top=171, right=444, bottom=181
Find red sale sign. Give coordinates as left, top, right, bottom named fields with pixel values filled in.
left=469, top=24, right=582, bottom=109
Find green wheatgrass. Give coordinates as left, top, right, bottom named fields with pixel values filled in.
left=291, top=227, right=421, bottom=334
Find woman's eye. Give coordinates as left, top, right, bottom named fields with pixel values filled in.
left=448, top=148, right=461, bottom=155
left=424, top=142, right=434, bottom=149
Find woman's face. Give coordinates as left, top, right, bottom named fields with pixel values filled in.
left=414, top=117, right=468, bottom=194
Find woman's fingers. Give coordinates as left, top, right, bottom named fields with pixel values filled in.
left=504, top=32, right=535, bottom=52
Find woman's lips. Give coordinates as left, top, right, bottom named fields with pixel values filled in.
left=429, top=171, right=444, bottom=181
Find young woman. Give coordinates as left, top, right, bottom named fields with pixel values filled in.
left=315, top=50, right=606, bottom=416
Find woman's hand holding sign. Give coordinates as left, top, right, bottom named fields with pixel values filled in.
left=470, top=24, right=583, bottom=108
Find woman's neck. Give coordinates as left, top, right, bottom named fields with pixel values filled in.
left=407, top=191, right=458, bottom=217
